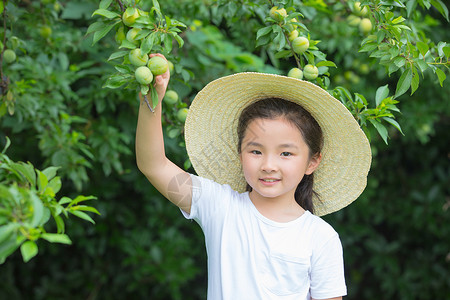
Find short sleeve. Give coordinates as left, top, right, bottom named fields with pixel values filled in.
left=309, top=233, right=347, bottom=299
left=180, top=174, right=234, bottom=231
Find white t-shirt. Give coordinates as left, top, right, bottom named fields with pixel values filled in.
left=181, top=174, right=347, bottom=300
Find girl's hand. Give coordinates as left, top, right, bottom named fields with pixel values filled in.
left=149, top=53, right=170, bottom=101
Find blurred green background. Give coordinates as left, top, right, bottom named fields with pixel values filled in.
left=1, top=0, right=449, bottom=299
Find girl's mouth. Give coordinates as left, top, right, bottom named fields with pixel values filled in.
left=259, top=178, right=281, bottom=185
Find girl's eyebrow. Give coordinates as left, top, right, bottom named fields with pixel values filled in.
left=245, top=141, right=299, bottom=149
left=245, top=141, right=262, bottom=147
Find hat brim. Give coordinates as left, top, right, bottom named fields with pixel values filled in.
left=185, top=72, right=371, bottom=216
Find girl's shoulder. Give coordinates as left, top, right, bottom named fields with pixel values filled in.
left=301, top=211, right=339, bottom=240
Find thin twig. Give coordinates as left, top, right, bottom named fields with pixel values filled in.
left=143, top=94, right=154, bottom=112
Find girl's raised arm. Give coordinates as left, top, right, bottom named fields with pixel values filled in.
left=135, top=54, right=192, bottom=214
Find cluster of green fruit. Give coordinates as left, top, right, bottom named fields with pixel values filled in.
left=118, top=7, right=172, bottom=87
left=347, top=2, right=372, bottom=35
left=163, top=90, right=187, bottom=122
left=118, top=6, right=187, bottom=120
left=269, top=6, right=319, bottom=81
left=287, top=65, right=318, bottom=81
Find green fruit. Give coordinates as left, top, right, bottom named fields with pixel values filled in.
left=167, top=60, right=174, bottom=75
left=292, top=36, right=309, bottom=54
left=269, top=6, right=287, bottom=22
left=148, top=56, right=168, bottom=76
left=359, top=18, right=372, bottom=34
left=129, top=48, right=148, bottom=66
left=164, top=90, right=179, bottom=105
left=135, top=66, right=153, bottom=85
left=354, top=2, right=368, bottom=16
left=288, top=30, right=299, bottom=42
left=126, top=28, right=141, bottom=45
left=177, top=108, right=189, bottom=122
left=360, top=64, right=369, bottom=74
left=303, top=64, right=319, bottom=80
left=115, top=26, right=126, bottom=44
left=3, top=49, right=16, bottom=64
left=122, top=7, right=139, bottom=27
left=347, top=15, right=361, bottom=27
left=39, top=26, right=52, bottom=38
left=287, top=68, right=303, bottom=80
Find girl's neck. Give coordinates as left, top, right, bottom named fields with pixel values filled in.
left=249, top=191, right=305, bottom=223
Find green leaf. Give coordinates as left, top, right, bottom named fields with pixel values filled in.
left=383, top=117, right=404, bottom=135
left=395, top=68, right=413, bottom=98
left=59, top=197, right=72, bottom=205
left=91, top=8, right=120, bottom=19
left=72, top=205, right=101, bottom=215
left=70, top=210, right=96, bottom=224
left=174, top=34, right=184, bottom=48
left=0, top=223, right=18, bottom=244
left=411, top=67, right=419, bottom=95
left=42, top=166, right=60, bottom=181
left=54, top=215, right=65, bottom=234
left=316, top=60, right=337, bottom=68
left=119, top=39, right=138, bottom=50
left=41, top=233, right=72, bottom=244
left=416, top=41, right=429, bottom=57
left=369, top=119, right=388, bottom=144
left=392, top=16, right=405, bottom=24
left=415, top=59, right=429, bottom=73
left=393, top=56, right=406, bottom=68
left=99, top=0, right=114, bottom=10
left=141, top=85, right=150, bottom=96
left=11, top=162, right=36, bottom=187
left=377, top=30, right=386, bottom=44
left=443, top=46, right=450, bottom=58
left=273, top=31, right=285, bottom=51
left=115, top=64, right=133, bottom=74
left=359, top=42, right=378, bottom=52
left=69, top=195, right=97, bottom=206
left=141, top=33, right=157, bottom=54
left=274, top=50, right=292, bottom=59
left=152, top=0, right=161, bottom=12
left=256, top=26, right=272, bottom=40
left=435, top=68, right=446, bottom=87
left=92, top=22, right=118, bottom=45
left=430, top=0, right=449, bottom=21
left=108, top=51, right=128, bottom=61
left=36, top=170, right=48, bottom=193
left=255, top=34, right=271, bottom=48
left=375, top=85, right=390, bottom=107
left=20, top=241, right=38, bottom=263
left=1, top=136, right=11, bottom=154
left=30, top=192, right=45, bottom=227
left=151, top=86, right=159, bottom=110
left=0, top=237, right=22, bottom=264
left=103, top=74, right=131, bottom=89
left=86, top=21, right=106, bottom=35
left=47, top=176, right=62, bottom=195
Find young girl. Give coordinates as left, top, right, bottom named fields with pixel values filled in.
left=136, top=54, right=372, bottom=299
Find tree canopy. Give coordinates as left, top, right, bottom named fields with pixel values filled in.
left=1, top=0, right=449, bottom=299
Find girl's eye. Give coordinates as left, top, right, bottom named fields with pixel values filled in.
left=281, top=152, right=292, bottom=157
left=251, top=150, right=261, bottom=155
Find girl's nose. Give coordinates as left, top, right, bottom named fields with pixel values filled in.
left=261, top=155, right=277, bottom=172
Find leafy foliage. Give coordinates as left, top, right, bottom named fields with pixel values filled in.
left=0, top=138, right=98, bottom=264
left=0, top=0, right=449, bottom=299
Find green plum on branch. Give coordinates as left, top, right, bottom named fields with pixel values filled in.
left=87, top=0, right=186, bottom=111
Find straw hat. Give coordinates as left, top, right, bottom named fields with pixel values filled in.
left=184, top=72, right=371, bottom=216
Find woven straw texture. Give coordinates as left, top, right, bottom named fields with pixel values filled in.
left=185, top=72, right=372, bottom=216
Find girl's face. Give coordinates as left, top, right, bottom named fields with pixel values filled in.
left=239, top=117, right=321, bottom=204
